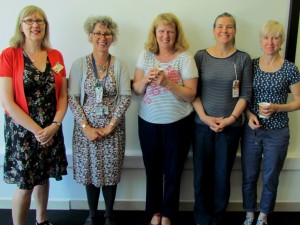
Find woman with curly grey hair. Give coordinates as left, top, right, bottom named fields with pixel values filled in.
left=68, top=15, right=131, bottom=225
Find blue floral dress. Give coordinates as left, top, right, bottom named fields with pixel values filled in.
left=3, top=52, right=68, bottom=190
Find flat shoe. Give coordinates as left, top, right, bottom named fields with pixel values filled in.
left=84, top=217, right=95, bottom=225
left=105, top=216, right=117, bottom=225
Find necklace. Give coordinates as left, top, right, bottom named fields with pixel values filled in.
left=260, top=54, right=283, bottom=72
left=96, top=64, right=106, bottom=73
left=24, top=50, right=41, bottom=63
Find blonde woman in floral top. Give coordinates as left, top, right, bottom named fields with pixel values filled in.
left=0, top=5, right=68, bottom=225
left=242, top=20, right=300, bottom=225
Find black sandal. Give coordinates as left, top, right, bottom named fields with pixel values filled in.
left=36, top=220, right=53, bottom=225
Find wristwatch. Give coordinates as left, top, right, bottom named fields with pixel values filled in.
left=81, top=123, right=88, bottom=129
left=52, top=121, right=61, bottom=127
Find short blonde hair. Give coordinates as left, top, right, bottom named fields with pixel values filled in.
left=260, top=20, right=285, bottom=42
left=144, top=13, right=189, bottom=54
left=10, top=5, right=51, bottom=49
left=84, top=16, right=118, bottom=43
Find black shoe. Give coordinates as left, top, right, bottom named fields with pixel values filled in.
left=105, top=216, right=117, bottom=225
left=84, top=217, right=95, bottom=225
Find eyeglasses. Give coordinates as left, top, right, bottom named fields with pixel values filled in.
left=93, top=32, right=112, bottom=38
left=22, top=19, right=46, bottom=25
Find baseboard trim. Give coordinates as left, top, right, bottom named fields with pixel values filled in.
left=1, top=152, right=300, bottom=170
left=1, top=199, right=300, bottom=212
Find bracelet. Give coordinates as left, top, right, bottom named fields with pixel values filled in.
left=109, top=122, right=115, bottom=127
left=231, top=114, right=238, bottom=120
left=52, top=121, right=61, bottom=127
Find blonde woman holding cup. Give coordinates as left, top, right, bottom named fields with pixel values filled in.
left=242, top=20, right=300, bottom=225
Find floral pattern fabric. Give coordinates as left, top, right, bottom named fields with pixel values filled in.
left=250, top=58, right=300, bottom=129
left=3, top=52, right=68, bottom=190
left=68, top=55, right=131, bottom=187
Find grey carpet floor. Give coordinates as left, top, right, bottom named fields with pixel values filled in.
left=0, top=209, right=299, bottom=225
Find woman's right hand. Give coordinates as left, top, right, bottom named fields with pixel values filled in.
left=202, top=115, right=224, bottom=132
left=83, top=126, right=103, bottom=141
left=248, top=113, right=260, bottom=130
left=145, top=68, right=160, bottom=84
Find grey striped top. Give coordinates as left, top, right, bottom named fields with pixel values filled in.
left=194, top=49, right=252, bottom=126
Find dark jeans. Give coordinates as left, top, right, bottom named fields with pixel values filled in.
left=138, top=113, right=194, bottom=220
left=241, top=124, right=289, bottom=214
left=193, top=123, right=241, bottom=225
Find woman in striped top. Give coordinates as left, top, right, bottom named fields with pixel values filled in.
left=133, top=13, right=198, bottom=225
left=192, top=12, right=252, bottom=225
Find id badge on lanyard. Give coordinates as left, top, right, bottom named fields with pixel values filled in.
left=92, top=53, right=111, bottom=116
left=232, top=63, right=239, bottom=98
left=95, top=86, right=103, bottom=103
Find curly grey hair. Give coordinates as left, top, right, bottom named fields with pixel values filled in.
left=84, top=16, right=118, bottom=43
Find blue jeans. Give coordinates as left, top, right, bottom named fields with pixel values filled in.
left=193, top=124, right=241, bottom=225
left=138, top=114, right=194, bottom=220
left=241, top=124, right=289, bottom=214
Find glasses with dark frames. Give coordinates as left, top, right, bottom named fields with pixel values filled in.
left=22, top=19, right=46, bottom=25
left=93, top=32, right=112, bottom=38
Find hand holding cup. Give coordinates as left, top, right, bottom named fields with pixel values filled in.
left=258, top=102, right=271, bottom=119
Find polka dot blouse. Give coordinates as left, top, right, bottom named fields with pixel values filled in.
left=249, top=58, right=300, bottom=130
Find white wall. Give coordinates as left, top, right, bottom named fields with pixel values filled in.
left=1, top=0, right=300, bottom=211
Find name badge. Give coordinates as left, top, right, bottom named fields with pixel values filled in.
left=52, top=62, right=64, bottom=74
left=103, top=105, right=109, bottom=115
left=95, top=105, right=103, bottom=116
left=232, top=80, right=239, bottom=98
left=95, top=87, right=103, bottom=103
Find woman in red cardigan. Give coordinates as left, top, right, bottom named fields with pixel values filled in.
left=0, top=5, right=68, bottom=225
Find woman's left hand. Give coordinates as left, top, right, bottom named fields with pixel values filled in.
left=259, top=103, right=276, bottom=119
left=35, top=124, right=57, bottom=146
left=98, top=125, right=114, bottom=137
left=151, top=69, right=169, bottom=87
left=213, top=116, right=236, bottom=132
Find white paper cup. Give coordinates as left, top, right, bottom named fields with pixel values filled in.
left=258, top=102, right=270, bottom=119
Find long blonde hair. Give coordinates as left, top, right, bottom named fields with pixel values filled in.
left=144, top=13, right=189, bottom=53
left=9, top=5, right=51, bottom=49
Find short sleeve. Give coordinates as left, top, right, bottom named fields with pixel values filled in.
left=0, top=48, right=14, bottom=77
left=136, top=50, right=147, bottom=71
left=286, top=61, right=300, bottom=86
left=181, top=53, right=198, bottom=80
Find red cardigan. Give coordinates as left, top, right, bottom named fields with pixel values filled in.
left=0, top=47, right=66, bottom=114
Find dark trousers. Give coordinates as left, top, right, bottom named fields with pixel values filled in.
left=138, top=114, right=193, bottom=219
left=241, top=124, right=289, bottom=214
left=193, top=124, right=241, bottom=225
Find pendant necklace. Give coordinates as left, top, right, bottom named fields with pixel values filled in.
left=97, top=64, right=106, bottom=73
left=24, top=50, right=40, bottom=63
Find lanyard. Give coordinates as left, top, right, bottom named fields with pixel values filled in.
left=233, top=62, right=238, bottom=80
left=91, top=53, right=111, bottom=88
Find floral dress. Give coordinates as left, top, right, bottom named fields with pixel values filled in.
left=3, top=52, right=68, bottom=190
left=68, top=55, right=131, bottom=187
